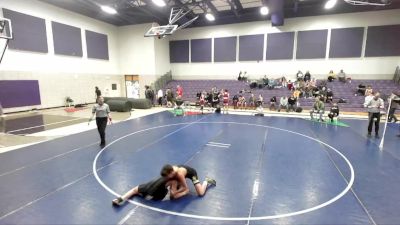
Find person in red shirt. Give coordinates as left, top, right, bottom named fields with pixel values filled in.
left=222, top=89, right=230, bottom=114
left=199, top=91, right=206, bottom=114
left=176, top=85, right=183, bottom=99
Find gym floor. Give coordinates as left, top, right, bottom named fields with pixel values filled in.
left=0, top=111, right=399, bottom=224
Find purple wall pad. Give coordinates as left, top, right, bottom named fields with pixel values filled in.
left=329, top=27, right=364, bottom=58
left=191, top=39, right=212, bottom=62
left=0, top=80, right=41, bottom=108
left=296, top=29, right=328, bottom=59
left=214, top=36, right=237, bottom=62
left=85, top=30, right=109, bottom=60
left=239, top=34, right=264, bottom=61
left=266, top=32, right=294, bottom=60
left=2, top=8, right=48, bottom=53
left=365, top=24, right=400, bottom=57
left=169, top=40, right=189, bottom=63
left=52, top=21, right=83, bottom=57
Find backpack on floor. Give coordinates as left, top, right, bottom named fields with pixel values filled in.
left=295, top=107, right=303, bottom=113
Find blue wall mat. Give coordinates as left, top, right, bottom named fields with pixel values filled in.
left=296, top=29, right=328, bottom=59
left=52, top=21, right=82, bottom=57
left=329, top=27, right=364, bottom=58
left=0, top=80, right=41, bottom=108
left=365, top=24, right=400, bottom=57
left=191, top=39, right=212, bottom=62
left=2, top=8, right=48, bottom=53
left=170, top=40, right=189, bottom=63
left=85, top=30, right=109, bottom=60
left=214, top=36, right=237, bottom=62
left=266, top=32, right=294, bottom=60
left=239, top=34, right=264, bottom=61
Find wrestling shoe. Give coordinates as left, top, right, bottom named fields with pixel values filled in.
left=112, top=197, right=125, bottom=206
left=206, top=177, right=216, bottom=186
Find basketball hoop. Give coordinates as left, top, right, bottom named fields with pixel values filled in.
left=0, top=17, right=12, bottom=64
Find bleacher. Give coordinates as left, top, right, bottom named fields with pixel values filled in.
left=163, top=79, right=400, bottom=112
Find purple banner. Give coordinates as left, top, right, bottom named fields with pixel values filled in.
left=0, top=80, right=41, bottom=108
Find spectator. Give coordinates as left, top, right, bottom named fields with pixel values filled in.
left=328, top=70, right=336, bottom=82
left=296, top=70, right=304, bottom=81
left=278, top=96, right=289, bottom=112
left=338, top=69, right=346, bottom=83
left=287, top=80, right=294, bottom=91
left=238, top=95, right=247, bottom=109
left=157, top=89, right=164, bottom=106
left=357, top=83, right=367, bottom=96
left=176, top=85, right=183, bottom=99
left=248, top=94, right=256, bottom=109
left=232, top=94, right=239, bottom=109
left=269, top=96, right=277, bottom=111
left=293, top=89, right=301, bottom=99
left=166, top=89, right=175, bottom=108
left=328, top=103, right=340, bottom=123
left=366, top=92, right=384, bottom=137
left=326, top=88, right=334, bottom=103
left=288, top=95, right=297, bottom=112
left=256, top=94, right=264, bottom=109
left=222, top=89, right=230, bottom=114
left=365, top=85, right=373, bottom=96
left=238, top=71, right=242, bottom=81
left=304, top=82, right=313, bottom=99
left=310, top=97, right=325, bottom=122
left=262, top=75, right=269, bottom=86
left=95, top=86, right=101, bottom=102
left=199, top=92, right=206, bottom=113
left=212, top=91, right=219, bottom=108
left=281, top=77, right=287, bottom=88
left=310, top=78, right=317, bottom=88
left=388, top=91, right=400, bottom=123
left=145, top=85, right=155, bottom=106
left=304, top=71, right=311, bottom=82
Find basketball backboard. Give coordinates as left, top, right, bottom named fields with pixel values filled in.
left=0, top=18, right=12, bottom=40
left=144, top=24, right=178, bottom=37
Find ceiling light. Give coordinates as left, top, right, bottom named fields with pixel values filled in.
left=205, top=13, right=215, bottom=21
left=101, top=5, right=117, bottom=14
left=324, top=0, right=337, bottom=9
left=152, top=0, right=166, bottom=7
left=260, top=6, right=269, bottom=15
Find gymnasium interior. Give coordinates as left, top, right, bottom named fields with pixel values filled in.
left=0, top=0, right=400, bottom=224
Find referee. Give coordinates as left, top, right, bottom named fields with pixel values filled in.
left=90, top=96, right=111, bottom=146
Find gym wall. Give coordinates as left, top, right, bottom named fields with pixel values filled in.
left=169, top=9, right=400, bottom=80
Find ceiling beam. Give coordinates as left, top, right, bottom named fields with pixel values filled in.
left=227, top=0, right=240, bottom=17
left=232, top=0, right=244, bottom=11
left=204, top=0, right=219, bottom=14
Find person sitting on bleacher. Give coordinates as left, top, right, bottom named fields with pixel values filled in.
left=238, top=95, right=247, bottom=109
left=326, top=88, right=334, bottom=103
left=278, top=96, right=289, bottom=112
left=328, top=103, right=340, bottom=123
left=269, top=96, right=277, bottom=111
left=304, top=71, right=311, bottom=82
left=288, top=95, right=297, bottom=112
left=310, top=97, right=325, bottom=122
left=296, top=70, right=304, bottom=81
left=248, top=94, right=256, bottom=109
left=238, top=71, right=242, bottom=81
left=338, top=69, right=346, bottom=83
left=365, top=85, right=373, bottom=96
left=328, top=70, right=336, bottom=82
left=232, top=94, right=239, bottom=109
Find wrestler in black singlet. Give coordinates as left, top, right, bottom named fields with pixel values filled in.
left=137, top=177, right=169, bottom=200
left=178, top=165, right=200, bottom=185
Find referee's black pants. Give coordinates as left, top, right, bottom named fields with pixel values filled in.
left=96, top=117, right=108, bottom=144
left=368, top=112, right=380, bottom=135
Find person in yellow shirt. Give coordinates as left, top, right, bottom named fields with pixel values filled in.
left=328, top=70, right=336, bottom=82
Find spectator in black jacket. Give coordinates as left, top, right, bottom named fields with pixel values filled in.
left=304, top=71, right=311, bottom=82
left=288, top=95, right=297, bottom=112
left=328, top=103, right=340, bottom=123
left=269, top=96, right=277, bottom=111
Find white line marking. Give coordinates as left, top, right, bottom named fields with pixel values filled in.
left=0, top=141, right=100, bottom=177
left=208, top=142, right=231, bottom=146
left=205, top=144, right=230, bottom=148
left=93, top=121, right=355, bottom=221
left=117, top=206, right=139, bottom=225
left=7, top=118, right=84, bottom=134
left=0, top=161, right=116, bottom=220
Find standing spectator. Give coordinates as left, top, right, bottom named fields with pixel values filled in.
left=328, top=70, right=336, bottom=82
left=95, top=86, right=101, bottom=102
left=248, top=94, right=256, bottom=109
left=287, top=80, right=294, bottom=91
left=166, top=89, right=175, bottom=108
left=363, top=92, right=374, bottom=107
left=176, top=85, right=183, bottom=99
left=281, top=77, right=287, bottom=88
left=232, top=94, right=239, bottom=109
left=366, top=92, right=384, bottom=137
left=328, top=103, right=340, bottom=123
left=388, top=91, right=400, bottom=123
left=310, top=97, right=325, bottom=122
left=278, top=96, right=289, bottom=112
left=238, top=71, right=242, bottom=81
left=304, top=71, right=311, bottom=82
left=199, top=92, right=206, bottom=113
left=338, top=69, right=346, bottom=83
left=145, top=86, right=154, bottom=106
left=296, top=70, right=304, bottom=81
left=90, top=96, right=111, bottom=147
left=288, top=95, right=297, bottom=112
left=157, top=89, right=164, bottom=107
left=269, top=96, right=277, bottom=111
left=222, top=89, right=230, bottom=114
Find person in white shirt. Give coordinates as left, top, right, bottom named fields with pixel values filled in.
left=157, top=89, right=164, bottom=107
left=363, top=92, right=374, bottom=108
